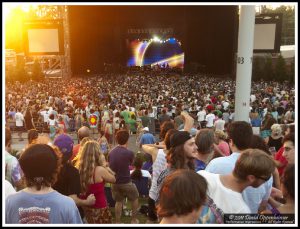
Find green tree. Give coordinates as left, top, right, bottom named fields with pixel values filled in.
left=252, top=56, right=265, bottom=81
left=15, top=55, right=28, bottom=82
left=288, top=58, right=295, bottom=84
left=260, top=5, right=295, bottom=45
left=274, top=55, right=287, bottom=82
left=5, top=64, right=17, bottom=83
left=32, top=58, right=44, bottom=81
left=263, top=56, right=274, bottom=81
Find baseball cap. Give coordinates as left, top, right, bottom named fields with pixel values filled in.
left=53, top=134, right=74, bottom=155
left=206, top=105, right=214, bottom=112
left=170, top=131, right=192, bottom=148
left=142, top=127, right=149, bottom=132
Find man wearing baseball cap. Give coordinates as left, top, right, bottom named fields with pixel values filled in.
left=139, top=127, right=156, bottom=149
left=155, top=130, right=198, bottom=203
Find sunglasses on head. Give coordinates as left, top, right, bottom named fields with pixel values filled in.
left=255, top=175, right=271, bottom=182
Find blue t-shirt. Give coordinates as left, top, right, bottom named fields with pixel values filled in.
left=109, top=146, right=134, bottom=184
left=140, top=133, right=156, bottom=145
left=251, top=118, right=261, bottom=127
left=5, top=190, right=82, bottom=224
left=194, top=159, right=206, bottom=172
left=205, top=152, right=273, bottom=213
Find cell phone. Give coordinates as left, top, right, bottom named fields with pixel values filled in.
left=269, top=147, right=276, bottom=156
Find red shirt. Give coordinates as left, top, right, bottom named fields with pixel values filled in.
left=71, top=144, right=80, bottom=161
left=211, top=96, right=217, bottom=104
left=206, top=104, right=214, bottom=112
left=80, top=182, right=107, bottom=208
left=274, top=146, right=288, bottom=176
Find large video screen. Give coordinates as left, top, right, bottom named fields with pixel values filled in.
left=127, top=38, right=184, bottom=68
left=23, top=20, right=64, bottom=55
left=28, top=29, right=60, bottom=53
left=253, top=14, right=282, bottom=53
left=254, top=24, right=276, bottom=50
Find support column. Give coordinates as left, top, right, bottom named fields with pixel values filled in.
left=62, top=5, right=72, bottom=78
left=234, top=5, right=256, bottom=122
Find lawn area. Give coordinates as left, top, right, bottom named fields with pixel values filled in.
left=109, top=196, right=157, bottom=224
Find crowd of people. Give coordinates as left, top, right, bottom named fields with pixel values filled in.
left=4, top=73, right=296, bottom=224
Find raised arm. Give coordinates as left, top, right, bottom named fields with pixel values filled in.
left=182, top=111, right=194, bottom=132
left=142, top=144, right=159, bottom=162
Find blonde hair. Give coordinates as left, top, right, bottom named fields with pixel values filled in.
left=72, top=137, right=93, bottom=168
left=78, top=140, right=104, bottom=194
left=271, top=124, right=282, bottom=136
left=214, top=130, right=228, bottom=141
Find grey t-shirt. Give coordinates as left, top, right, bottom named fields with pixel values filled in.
left=5, top=190, right=83, bottom=224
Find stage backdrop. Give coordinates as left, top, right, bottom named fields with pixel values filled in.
left=69, top=5, right=237, bottom=76
left=126, top=38, right=184, bottom=68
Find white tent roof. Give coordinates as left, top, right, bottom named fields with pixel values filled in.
left=280, top=45, right=295, bottom=58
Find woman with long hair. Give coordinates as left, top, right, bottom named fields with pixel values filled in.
left=72, top=137, right=94, bottom=169
left=78, top=140, right=116, bottom=224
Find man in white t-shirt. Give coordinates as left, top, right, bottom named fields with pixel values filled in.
left=198, top=149, right=275, bottom=222
left=222, top=100, right=230, bottom=111
left=40, top=107, right=50, bottom=131
left=205, top=121, right=274, bottom=214
left=250, top=94, right=256, bottom=103
left=197, top=107, right=206, bottom=128
left=15, top=108, right=24, bottom=141
left=214, top=116, right=225, bottom=131
left=205, top=109, right=215, bottom=128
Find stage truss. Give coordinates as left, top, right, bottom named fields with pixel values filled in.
left=24, top=5, right=72, bottom=78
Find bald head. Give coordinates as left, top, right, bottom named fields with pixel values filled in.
left=78, top=126, right=90, bottom=142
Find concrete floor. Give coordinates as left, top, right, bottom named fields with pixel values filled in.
left=10, top=131, right=159, bottom=155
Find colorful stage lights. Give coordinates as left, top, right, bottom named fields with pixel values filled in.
left=144, top=37, right=180, bottom=43
left=153, top=36, right=160, bottom=42
left=127, top=38, right=184, bottom=68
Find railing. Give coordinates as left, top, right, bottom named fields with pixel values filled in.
left=42, top=56, right=63, bottom=78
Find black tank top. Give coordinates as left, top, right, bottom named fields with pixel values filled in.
left=268, top=136, right=283, bottom=152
